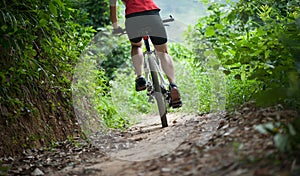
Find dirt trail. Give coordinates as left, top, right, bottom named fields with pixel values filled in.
left=5, top=105, right=297, bottom=175
left=54, top=105, right=299, bottom=176
left=109, top=113, right=200, bottom=161
left=58, top=112, right=222, bottom=175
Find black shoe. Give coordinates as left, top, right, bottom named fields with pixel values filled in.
left=169, top=83, right=182, bottom=108
left=135, top=77, right=147, bottom=91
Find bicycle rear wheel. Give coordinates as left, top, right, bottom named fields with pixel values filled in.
left=148, top=55, right=168, bottom=127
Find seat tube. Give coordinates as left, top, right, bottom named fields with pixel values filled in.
left=143, top=36, right=151, bottom=52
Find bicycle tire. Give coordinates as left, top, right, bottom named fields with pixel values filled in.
left=148, top=55, right=168, bottom=127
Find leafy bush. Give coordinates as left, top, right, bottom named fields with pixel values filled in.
left=101, top=35, right=132, bottom=80
left=190, top=0, right=300, bottom=109
left=0, top=0, right=103, bottom=155
left=70, top=0, right=110, bottom=29
left=190, top=0, right=300, bottom=157
left=169, top=43, right=212, bottom=113
left=0, top=0, right=95, bottom=119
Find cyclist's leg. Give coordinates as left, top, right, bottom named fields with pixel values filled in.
left=152, top=38, right=182, bottom=108
left=154, top=43, right=182, bottom=107
left=130, top=39, right=147, bottom=91
left=125, top=14, right=144, bottom=78
left=130, top=39, right=143, bottom=77
left=153, top=43, right=175, bottom=84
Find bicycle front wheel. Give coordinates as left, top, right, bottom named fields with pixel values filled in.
left=148, top=56, right=168, bottom=127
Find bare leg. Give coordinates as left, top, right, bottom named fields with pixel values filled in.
left=131, top=41, right=144, bottom=77
left=154, top=43, right=175, bottom=84
left=155, top=43, right=181, bottom=107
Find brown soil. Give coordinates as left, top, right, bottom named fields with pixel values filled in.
left=2, top=104, right=299, bottom=176
left=0, top=85, right=80, bottom=157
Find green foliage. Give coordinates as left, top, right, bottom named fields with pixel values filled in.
left=189, top=0, right=300, bottom=109
left=0, top=0, right=94, bottom=119
left=0, top=0, right=122, bottom=155
left=72, top=31, right=133, bottom=130
left=169, top=43, right=211, bottom=113
left=225, top=75, right=260, bottom=109
left=109, top=68, right=152, bottom=123
left=94, top=70, right=130, bottom=129
left=192, top=0, right=300, bottom=156
left=101, top=36, right=132, bottom=80
left=67, top=0, right=132, bottom=129
left=0, top=0, right=126, bottom=131
left=70, top=0, right=110, bottom=29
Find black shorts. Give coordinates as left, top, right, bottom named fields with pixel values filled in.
left=125, top=10, right=167, bottom=45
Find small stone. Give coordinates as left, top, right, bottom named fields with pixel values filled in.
left=31, top=168, right=44, bottom=176
left=161, top=168, right=171, bottom=172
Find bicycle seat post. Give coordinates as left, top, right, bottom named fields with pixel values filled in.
left=143, top=36, right=151, bottom=52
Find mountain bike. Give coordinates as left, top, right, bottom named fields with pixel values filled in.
left=144, top=16, right=176, bottom=127
left=119, top=15, right=177, bottom=127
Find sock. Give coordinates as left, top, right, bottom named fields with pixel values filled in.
left=170, top=83, right=177, bottom=88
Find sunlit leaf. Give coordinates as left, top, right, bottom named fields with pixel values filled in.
left=215, top=24, right=224, bottom=30
left=200, top=0, right=209, bottom=5
left=54, top=0, right=64, bottom=9
left=205, top=26, right=215, bottom=37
